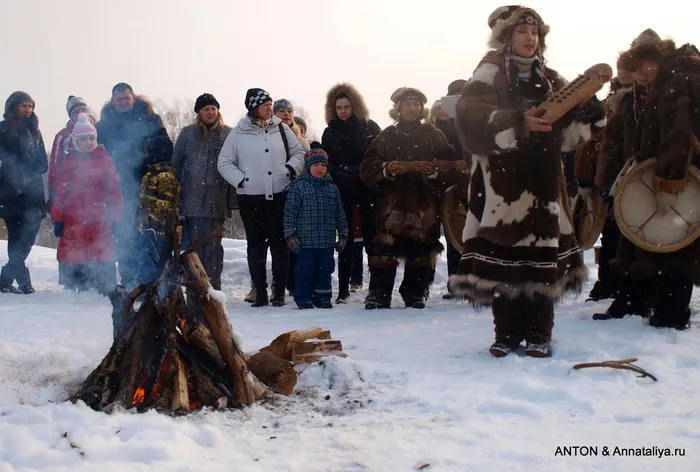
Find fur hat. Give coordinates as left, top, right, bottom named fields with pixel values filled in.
left=273, top=98, right=294, bottom=115
left=618, top=29, right=676, bottom=70
left=447, top=79, right=467, bottom=96
left=194, top=93, right=220, bottom=113
left=244, top=88, right=272, bottom=111
left=5, top=91, right=34, bottom=115
left=389, top=87, right=429, bottom=121
left=487, top=5, right=550, bottom=52
left=304, top=147, right=328, bottom=172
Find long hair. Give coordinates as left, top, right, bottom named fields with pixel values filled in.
left=195, top=110, right=225, bottom=141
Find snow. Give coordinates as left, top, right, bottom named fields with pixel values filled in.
left=1, top=239, right=699, bottom=471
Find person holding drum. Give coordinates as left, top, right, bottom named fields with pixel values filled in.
left=612, top=31, right=700, bottom=330
left=448, top=5, right=606, bottom=357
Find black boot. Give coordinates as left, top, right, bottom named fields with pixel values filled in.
left=400, top=264, right=431, bottom=308
left=252, top=288, right=269, bottom=307
left=16, top=267, right=35, bottom=294
left=365, top=290, right=391, bottom=309
left=0, top=266, right=20, bottom=294
left=365, top=260, right=397, bottom=309
left=587, top=280, right=618, bottom=301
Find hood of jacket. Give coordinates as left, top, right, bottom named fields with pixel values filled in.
left=324, top=83, right=370, bottom=124
left=236, top=114, right=282, bottom=131
left=99, top=95, right=156, bottom=122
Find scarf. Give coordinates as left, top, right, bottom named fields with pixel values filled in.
left=503, top=43, right=553, bottom=97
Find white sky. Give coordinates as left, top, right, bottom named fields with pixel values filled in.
left=0, top=0, right=695, bottom=142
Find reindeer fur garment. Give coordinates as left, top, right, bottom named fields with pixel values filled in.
left=449, top=53, right=606, bottom=305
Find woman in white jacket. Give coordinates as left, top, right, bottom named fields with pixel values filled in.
left=217, top=88, right=305, bottom=307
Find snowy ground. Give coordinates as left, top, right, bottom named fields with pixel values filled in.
left=0, top=239, right=699, bottom=472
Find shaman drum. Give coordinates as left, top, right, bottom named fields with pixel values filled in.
left=440, top=184, right=467, bottom=253
left=572, top=192, right=609, bottom=250
left=614, top=158, right=700, bottom=253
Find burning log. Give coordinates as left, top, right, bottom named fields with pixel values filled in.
left=69, top=208, right=267, bottom=413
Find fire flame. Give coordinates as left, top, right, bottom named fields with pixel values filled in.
left=131, top=387, right=145, bottom=406
left=151, top=357, right=171, bottom=400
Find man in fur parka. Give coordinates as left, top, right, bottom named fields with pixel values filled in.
left=448, top=5, right=606, bottom=357
left=611, top=31, right=700, bottom=330
left=360, top=87, right=455, bottom=309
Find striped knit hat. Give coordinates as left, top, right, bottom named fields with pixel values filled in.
left=71, top=113, right=96, bottom=139
left=304, top=147, right=328, bottom=172
left=66, top=96, right=88, bottom=120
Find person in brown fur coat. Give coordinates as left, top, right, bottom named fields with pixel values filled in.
left=360, top=87, right=455, bottom=309
left=612, top=31, right=700, bottom=330
left=448, top=5, right=606, bottom=357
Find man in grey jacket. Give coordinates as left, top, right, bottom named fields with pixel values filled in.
left=218, top=88, right=305, bottom=307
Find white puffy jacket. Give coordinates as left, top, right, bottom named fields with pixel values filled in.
left=217, top=115, right=306, bottom=200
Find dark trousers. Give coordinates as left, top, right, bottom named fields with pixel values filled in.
left=61, top=262, right=116, bottom=294
left=238, top=193, right=288, bottom=294
left=293, top=248, right=335, bottom=306
left=367, top=236, right=433, bottom=306
left=351, top=240, right=364, bottom=286
left=183, top=216, right=226, bottom=290
left=1, top=210, right=42, bottom=285
left=607, top=276, right=654, bottom=317
left=113, top=214, right=141, bottom=291
left=337, top=182, right=376, bottom=295
left=492, top=294, right=555, bottom=345
left=446, top=236, right=461, bottom=277
left=651, top=273, right=693, bottom=328
left=597, top=214, right=621, bottom=288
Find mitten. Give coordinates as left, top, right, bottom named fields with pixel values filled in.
left=284, top=229, right=301, bottom=253
left=53, top=222, right=64, bottom=238
left=335, top=232, right=348, bottom=253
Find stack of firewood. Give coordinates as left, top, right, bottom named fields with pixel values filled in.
left=248, top=327, right=346, bottom=396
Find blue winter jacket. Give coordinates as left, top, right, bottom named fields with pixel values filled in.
left=283, top=173, right=347, bottom=248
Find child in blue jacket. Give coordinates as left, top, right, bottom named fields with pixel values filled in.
left=284, top=146, right=348, bottom=309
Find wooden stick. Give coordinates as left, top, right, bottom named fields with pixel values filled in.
left=181, top=251, right=266, bottom=405
left=170, top=356, right=190, bottom=410
left=181, top=225, right=225, bottom=257
left=570, top=358, right=658, bottom=381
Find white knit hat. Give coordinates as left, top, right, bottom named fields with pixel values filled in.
left=71, top=113, right=96, bottom=139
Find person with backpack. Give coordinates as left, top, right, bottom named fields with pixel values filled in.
left=217, top=88, right=305, bottom=307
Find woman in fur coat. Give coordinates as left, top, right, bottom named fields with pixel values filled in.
left=449, top=6, right=606, bottom=357
left=360, top=87, right=455, bottom=309
left=322, top=83, right=382, bottom=303
left=612, top=31, right=700, bottom=330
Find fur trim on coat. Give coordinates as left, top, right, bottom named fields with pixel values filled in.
left=324, top=83, right=370, bottom=124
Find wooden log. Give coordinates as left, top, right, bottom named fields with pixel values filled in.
left=182, top=251, right=266, bottom=405
left=188, top=323, right=223, bottom=366
left=293, top=340, right=343, bottom=357
left=171, top=356, right=190, bottom=410
left=261, top=328, right=331, bottom=361
left=293, top=351, right=348, bottom=364
left=247, top=351, right=298, bottom=396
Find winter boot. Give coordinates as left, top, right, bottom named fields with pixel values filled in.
left=350, top=283, right=362, bottom=293
left=297, top=301, right=314, bottom=310
left=400, top=263, right=431, bottom=308
left=15, top=267, right=35, bottom=294
left=271, top=286, right=286, bottom=307
left=252, top=289, right=269, bottom=308
left=365, top=258, right=397, bottom=309
left=587, top=280, right=618, bottom=302
left=0, top=266, right=20, bottom=294
left=524, top=334, right=551, bottom=358
left=649, top=307, right=692, bottom=331
left=489, top=335, right=521, bottom=358
left=365, top=290, right=391, bottom=309
left=245, top=283, right=257, bottom=303
left=592, top=296, right=628, bottom=320
left=316, top=301, right=333, bottom=309
left=335, top=290, right=350, bottom=304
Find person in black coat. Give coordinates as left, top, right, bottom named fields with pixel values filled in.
left=0, top=91, right=48, bottom=294
left=321, top=83, right=381, bottom=303
left=96, top=82, right=166, bottom=290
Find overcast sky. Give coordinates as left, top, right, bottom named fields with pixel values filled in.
left=0, top=0, right=695, bottom=142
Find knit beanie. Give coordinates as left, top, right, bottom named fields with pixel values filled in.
left=66, top=96, right=88, bottom=119
left=273, top=98, right=294, bottom=115
left=71, top=113, right=97, bottom=151
left=146, top=135, right=174, bottom=165
left=304, top=147, right=328, bottom=172
left=245, top=88, right=272, bottom=111
left=5, top=91, right=34, bottom=115
left=194, top=93, right=220, bottom=113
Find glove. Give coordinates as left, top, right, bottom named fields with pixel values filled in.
left=53, top=222, right=64, bottom=238
left=284, top=229, right=301, bottom=254
left=335, top=233, right=348, bottom=253
left=286, top=165, right=297, bottom=180
left=656, top=191, right=676, bottom=215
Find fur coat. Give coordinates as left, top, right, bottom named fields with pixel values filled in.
left=611, top=43, right=700, bottom=283
left=360, top=120, right=454, bottom=254
left=449, top=52, right=606, bottom=305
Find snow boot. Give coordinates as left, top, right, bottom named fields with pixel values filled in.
left=365, top=290, right=391, bottom=310
left=271, top=288, right=286, bottom=307
left=587, top=280, right=618, bottom=301
left=350, top=283, right=362, bottom=293
left=16, top=268, right=35, bottom=294
left=524, top=334, right=551, bottom=358
left=407, top=300, right=425, bottom=309
left=489, top=335, right=521, bottom=357
left=245, top=284, right=257, bottom=303
left=0, top=266, right=20, bottom=294
left=316, top=301, right=333, bottom=309
left=297, top=302, right=314, bottom=310
left=335, top=290, right=350, bottom=304
left=649, top=307, right=692, bottom=331
left=252, top=289, right=269, bottom=307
